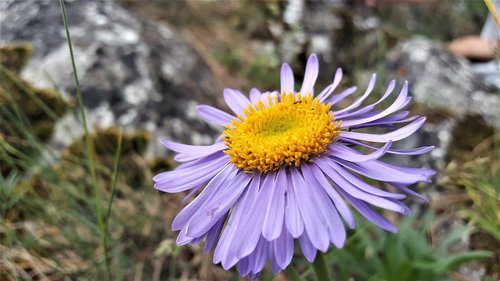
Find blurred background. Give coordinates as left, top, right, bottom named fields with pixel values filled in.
left=0, top=0, right=498, bottom=280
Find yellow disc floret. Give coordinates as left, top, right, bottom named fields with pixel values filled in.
left=223, top=93, right=341, bottom=173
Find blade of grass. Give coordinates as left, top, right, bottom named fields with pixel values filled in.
left=58, top=1, right=110, bottom=280
left=103, top=130, right=123, bottom=273
left=105, top=130, right=122, bottom=224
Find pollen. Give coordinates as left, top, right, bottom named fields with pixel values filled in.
left=222, top=93, right=341, bottom=173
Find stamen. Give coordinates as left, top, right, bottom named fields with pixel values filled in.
left=223, top=93, right=340, bottom=173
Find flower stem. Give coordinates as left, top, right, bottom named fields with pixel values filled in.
left=312, top=252, right=331, bottom=281
left=284, top=265, right=304, bottom=281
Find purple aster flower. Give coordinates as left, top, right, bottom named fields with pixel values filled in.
left=154, top=54, right=435, bottom=278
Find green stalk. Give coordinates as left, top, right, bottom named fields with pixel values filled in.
left=284, top=265, right=305, bottom=281
left=58, top=1, right=110, bottom=280
left=312, top=252, right=332, bottom=281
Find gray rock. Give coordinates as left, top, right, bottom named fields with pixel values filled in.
left=0, top=0, right=220, bottom=159
left=387, top=37, right=500, bottom=129
left=386, top=36, right=499, bottom=170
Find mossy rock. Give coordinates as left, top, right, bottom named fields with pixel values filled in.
left=447, top=114, right=495, bottom=161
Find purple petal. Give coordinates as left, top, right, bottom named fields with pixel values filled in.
left=154, top=154, right=230, bottom=193
left=224, top=88, right=251, bottom=116
left=290, top=167, right=330, bottom=251
left=249, top=88, right=261, bottom=103
left=186, top=172, right=252, bottom=238
left=300, top=54, right=319, bottom=95
left=390, top=183, right=429, bottom=202
left=329, top=141, right=392, bottom=163
left=205, top=212, right=228, bottom=252
left=159, top=139, right=227, bottom=162
left=328, top=86, right=358, bottom=106
left=299, top=233, right=317, bottom=262
left=315, top=159, right=411, bottom=215
left=234, top=175, right=273, bottom=259
left=340, top=81, right=410, bottom=127
left=172, top=165, right=237, bottom=230
left=213, top=179, right=254, bottom=268
left=334, top=80, right=396, bottom=120
left=334, top=73, right=376, bottom=115
left=332, top=157, right=428, bottom=185
left=237, top=257, right=251, bottom=277
left=248, top=237, right=268, bottom=274
left=307, top=163, right=356, bottom=228
left=272, top=227, right=294, bottom=269
left=262, top=168, right=286, bottom=241
left=285, top=171, right=304, bottom=238
left=280, top=63, right=295, bottom=94
left=326, top=160, right=406, bottom=199
left=301, top=164, right=346, bottom=248
left=268, top=245, right=281, bottom=274
left=317, top=68, right=343, bottom=102
left=340, top=190, right=398, bottom=233
left=341, top=138, right=435, bottom=156
left=196, top=105, right=234, bottom=126
left=340, top=117, right=426, bottom=143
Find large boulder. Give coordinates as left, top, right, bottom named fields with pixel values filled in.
left=0, top=0, right=221, bottom=158
left=386, top=36, right=499, bottom=169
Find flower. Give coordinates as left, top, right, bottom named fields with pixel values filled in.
left=154, top=54, right=434, bottom=278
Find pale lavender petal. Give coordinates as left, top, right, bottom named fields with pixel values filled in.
left=205, top=212, right=228, bottom=252
left=340, top=190, right=398, bottom=233
left=301, top=164, right=346, bottom=248
left=333, top=73, right=376, bottom=115
left=327, top=160, right=406, bottom=199
left=196, top=105, right=234, bottom=126
left=268, top=245, right=281, bottom=274
left=224, top=88, right=251, bottom=116
left=300, top=54, right=319, bottom=95
left=316, top=159, right=411, bottom=215
left=181, top=184, right=203, bottom=204
left=340, top=82, right=410, bottom=127
left=328, top=86, right=358, bottom=106
left=176, top=228, right=194, bottom=246
left=262, top=168, right=286, bottom=241
left=159, top=139, right=227, bottom=162
left=249, top=237, right=268, bottom=274
left=347, top=116, right=419, bottom=130
left=213, top=180, right=254, bottom=267
left=154, top=154, right=230, bottom=193
left=340, top=117, right=426, bottom=143
left=332, top=157, right=428, bottom=184
left=234, top=175, right=273, bottom=259
left=299, top=233, right=317, bottom=262
left=308, top=163, right=356, bottom=228
left=237, top=257, right=251, bottom=277
left=172, top=165, right=237, bottom=230
left=249, top=88, right=261, bottom=103
left=285, top=171, right=304, bottom=238
left=390, top=183, right=429, bottom=202
left=341, top=138, right=435, bottom=156
left=186, top=172, right=252, bottom=238
left=329, top=141, right=392, bottom=163
left=272, top=227, right=294, bottom=269
left=280, top=63, right=295, bottom=94
left=317, top=68, right=343, bottom=102
left=290, top=167, right=330, bottom=251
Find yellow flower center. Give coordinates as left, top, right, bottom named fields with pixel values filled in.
left=223, top=93, right=341, bottom=173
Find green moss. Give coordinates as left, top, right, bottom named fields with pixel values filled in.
left=0, top=45, right=33, bottom=74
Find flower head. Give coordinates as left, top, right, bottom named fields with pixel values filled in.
left=154, top=54, right=434, bottom=278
